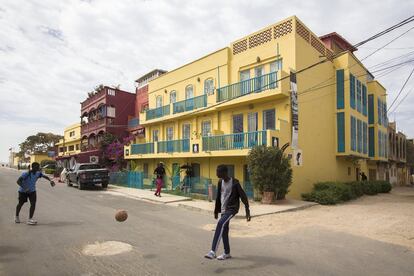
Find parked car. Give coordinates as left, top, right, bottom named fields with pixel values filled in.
left=66, top=163, right=109, bottom=190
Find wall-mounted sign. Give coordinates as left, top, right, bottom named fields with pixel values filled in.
left=272, top=137, right=279, bottom=148
left=125, top=149, right=130, bottom=156
left=193, top=144, right=199, bottom=153
left=293, top=149, right=303, bottom=167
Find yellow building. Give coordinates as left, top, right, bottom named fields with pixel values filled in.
left=125, top=16, right=388, bottom=199
left=29, top=153, right=53, bottom=164
left=56, top=123, right=82, bottom=168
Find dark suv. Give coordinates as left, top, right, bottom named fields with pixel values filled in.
left=66, top=163, right=109, bottom=190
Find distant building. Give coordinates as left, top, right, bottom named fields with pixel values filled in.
left=388, top=122, right=408, bottom=185
left=78, top=86, right=135, bottom=164
left=55, top=123, right=82, bottom=169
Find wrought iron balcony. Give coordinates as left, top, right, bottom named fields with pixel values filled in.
left=145, top=105, right=170, bottom=121
left=202, top=130, right=267, bottom=151
left=158, top=139, right=190, bottom=153
left=131, top=143, right=154, bottom=154
left=173, top=94, right=207, bottom=114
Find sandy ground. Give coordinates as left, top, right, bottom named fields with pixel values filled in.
left=202, top=187, right=414, bottom=250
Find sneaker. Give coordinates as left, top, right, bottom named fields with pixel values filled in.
left=15, top=216, right=20, bottom=223
left=217, top=254, right=232, bottom=260
left=204, top=250, right=216, bottom=259
left=27, top=218, right=37, bottom=225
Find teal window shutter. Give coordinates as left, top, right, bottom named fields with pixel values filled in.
left=362, top=85, right=367, bottom=116
left=369, top=127, right=375, bottom=157
left=363, top=122, right=367, bottom=154
left=351, top=116, right=356, bottom=151
left=337, top=112, right=345, bottom=152
left=336, top=70, right=344, bottom=109
left=357, top=119, right=362, bottom=153
left=350, top=74, right=356, bottom=109
left=356, top=80, right=362, bottom=113
left=368, top=95, right=374, bottom=124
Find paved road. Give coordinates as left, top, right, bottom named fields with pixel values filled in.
left=1, top=167, right=413, bottom=276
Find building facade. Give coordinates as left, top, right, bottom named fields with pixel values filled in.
left=79, top=86, right=135, bottom=164
left=55, top=123, right=82, bottom=168
left=124, top=16, right=389, bottom=198
left=387, top=122, right=408, bottom=185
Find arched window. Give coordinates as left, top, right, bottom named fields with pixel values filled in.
left=170, top=91, right=177, bottom=104
left=204, top=78, right=214, bottom=95
left=156, top=95, right=163, bottom=108
left=185, top=85, right=194, bottom=99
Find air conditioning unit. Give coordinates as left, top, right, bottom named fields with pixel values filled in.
left=90, top=156, right=99, bottom=163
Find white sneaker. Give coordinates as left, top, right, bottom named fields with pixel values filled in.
left=204, top=250, right=216, bottom=259
left=217, top=254, right=232, bottom=260
left=27, top=218, right=37, bottom=225
left=15, top=216, right=20, bottom=223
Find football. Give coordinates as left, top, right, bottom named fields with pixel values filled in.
left=115, top=210, right=128, bottom=222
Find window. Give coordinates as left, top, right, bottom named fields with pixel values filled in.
left=69, top=131, right=75, bottom=137
left=107, top=106, right=116, bottom=117
left=185, top=85, right=194, bottom=99
left=263, top=109, right=276, bottom=130
left=362, top=85, right=367, bottom=116
left=170, top=91, right=177, bottom=104
left=336, top=70, right=344, bottom=109
left=369, top=127, right=375, bottom=157
left=356, top=79, right=362, bottom=113
left=204, top=78, right=214, bottom=95
left=75, top=144, right=80, bottom=151
left=166, top=126, right=174, bottom=141
left=269, top=60, right=281, bottom=89
left=152, top=129, right=159, bottom=142
left=351, top=116, right=356, bottom=151
left=254, top=66, right=265, bottom=92
left=377, top=98, right=382, bottom=125
left=182, top=124, right=191, bottom=139
left=363, top=122, right=368, bottom=154
left=240, top=69, right=250, bottom=95
left=337, top=112, right=345, bottom=152
left=59, top=147, right=64, bottom=153
left=357, top=119, right=362, bottom=153
left=368, top=95, right=374, bottom=124
left=68, top=145, right=74, bottom=151
left=350, top=74, right=356, bottom=109
left=232, top=114, right=244, bottom=133
left=201, top=121, right=211, bottom=137
left=248, top=112, right=258, bottom=132
left=156, top=96, right=163, bottom=108
left=107, top=89, right=116, bottom=96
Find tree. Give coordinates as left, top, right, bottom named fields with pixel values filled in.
left=100, top=133, right=134, bottom=171
left=87, top=84, right=105, bottom=99
left=19, top=132, right=62, bottom=156
left=247, top=145, right=292, bottom=200
left=407, top=140, right=414, bottom=173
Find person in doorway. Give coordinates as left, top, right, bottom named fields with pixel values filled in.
left=205, top=164, right=251, bottom=261
left=360, top=172, right=368, bottom=181
left=153, top=162, right=165, bottom=197
left=15, top=162, right=55, bottom=225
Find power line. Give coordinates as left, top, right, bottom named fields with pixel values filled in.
left=389, top=86, right=414, bottom=114
left=387, top=67, right=414, bottom=111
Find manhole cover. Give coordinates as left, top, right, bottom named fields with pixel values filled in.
left=82, top=241, right=132, bottom=256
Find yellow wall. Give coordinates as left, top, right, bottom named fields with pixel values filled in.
left=30, top=154, right=52, bottom=164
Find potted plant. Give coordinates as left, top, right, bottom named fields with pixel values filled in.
left=247, top=145, right=292, bottom=204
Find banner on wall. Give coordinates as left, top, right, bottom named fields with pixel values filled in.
left=290, top=71, right=299, bottom=149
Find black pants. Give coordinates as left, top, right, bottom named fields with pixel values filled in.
left=16, top=191, right=37, bottom=218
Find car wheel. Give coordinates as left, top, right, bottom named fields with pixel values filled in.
left=102, top=182, right=108, bottom=189
left=77, top=179, right=85, bottom=190
left=66, top=178, right=72, bottom=187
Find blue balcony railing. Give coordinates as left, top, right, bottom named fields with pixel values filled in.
left=131, top=143, right=154, bottom=154
left=146, top=105, right=170, bottom=121
left=217, top=71, right=277, bottom=102
left=202, top=131, right=267, bottom=151
left=127, top=117, right=140, bottom=129
left=173, top=94, right=207, bottom=114
left=158, top=139, right=190, bottom=153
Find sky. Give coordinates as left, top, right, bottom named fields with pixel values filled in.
left=1, top=0, right=413, bottom=162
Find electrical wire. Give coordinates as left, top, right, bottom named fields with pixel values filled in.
left=387, top=67, right=414, bottom=111
left=388, top=86, right=414, bottom=114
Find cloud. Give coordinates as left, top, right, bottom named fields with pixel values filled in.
left=1, top=0, right=414, bottom=161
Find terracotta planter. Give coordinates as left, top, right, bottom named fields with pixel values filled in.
left=261, top=191, right=275, bottom=204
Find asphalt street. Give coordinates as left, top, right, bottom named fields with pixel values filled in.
left=1, top=167, right=413, bottom=276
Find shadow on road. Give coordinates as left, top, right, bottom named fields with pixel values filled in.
left=214, top=255, right=294, bottom=274
left=0, top=245, right=26, bottom=261
left=36, top=221, right=84, bottom=227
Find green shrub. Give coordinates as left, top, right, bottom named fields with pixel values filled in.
left=302, top=182, right=353, bottom=205
left=345, top=181, right=364, bottom=199
left=362, top=181, right=378, bottom=195
left=369, top=180, right=392, bottom=193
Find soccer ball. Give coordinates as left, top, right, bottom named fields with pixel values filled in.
left=115, top=210, right=128, bottom=222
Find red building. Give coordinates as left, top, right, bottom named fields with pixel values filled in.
left=127, top=69, right=166, bottom=138
left=77, top=86, right=135, bottom=163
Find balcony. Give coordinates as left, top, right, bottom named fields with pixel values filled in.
left=173, top=94, right=207, bottom=114
left=217, top=71, right=277, bottom=102
left=146, top=105, right=170, bottom=121
left=202, top=131, right=267, bottom=151
left=81, top=118, right=107, bottom=136
left=127, top=117, right=140, bottom=129
left=158, top=139, right=190, bottom=153
left=131, top=143, right=154, bottom=154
